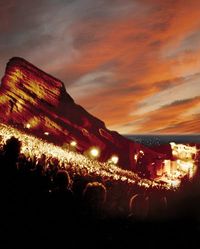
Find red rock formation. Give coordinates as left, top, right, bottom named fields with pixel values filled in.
left=0, top=57, right=167, bottom=174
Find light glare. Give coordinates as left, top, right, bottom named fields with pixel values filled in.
left=90, top=148, right=100, bottom=158
left=111, top=155, right=119, bottom=164
left=70, top=141, right=77, bottom=147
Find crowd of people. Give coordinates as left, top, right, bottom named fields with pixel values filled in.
left=0, top=136, right=200, bottom=248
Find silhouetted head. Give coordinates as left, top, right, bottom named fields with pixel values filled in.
left=55, top=170, right=71, bottom=190
left=38, top=154, right=46, bottom=164
left=83, top=182, right=107, bottom=207
left=3, top=136, right=21, bottom=161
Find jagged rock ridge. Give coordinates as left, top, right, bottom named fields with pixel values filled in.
left=0, top=57, right=166, bottom=173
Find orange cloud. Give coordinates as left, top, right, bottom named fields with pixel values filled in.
left=134, top=97, right=200, bottom=133
left=1, top=0, right=200, bottom=134
left=62, top=1, right=200, bottom=134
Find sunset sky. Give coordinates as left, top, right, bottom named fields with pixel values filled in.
left=1, top=0, right=200, bottom=134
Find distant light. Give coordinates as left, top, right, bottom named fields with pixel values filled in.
left=168, top=179, right=181, bottom=188
left=90, top=148, right=100, bottom=158
left=70, top=141, right=77, bottom=147
left=170, top=142, right=176, bottom=148
left=111, top=155, right=119, bottom=164
left=26, top=124, right=31, bottom=129
left=139, top=150, right=144, bottom=156
left=134, top=154, right=138, bottom=161
left=44, top=132, right=49, bottom=136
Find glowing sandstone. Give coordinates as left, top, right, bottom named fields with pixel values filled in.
left=0, top=57, right=198, bottom=187
left=0, top=57, right=164, bottom=172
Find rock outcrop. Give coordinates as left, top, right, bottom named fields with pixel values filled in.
left=0, top=57, right=166, bottom=173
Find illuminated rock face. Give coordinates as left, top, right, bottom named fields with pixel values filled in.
left=0, top=57, right=165, bottom=171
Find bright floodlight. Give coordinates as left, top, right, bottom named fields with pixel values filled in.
left=90, top=148, right=100, bottom=158
left=134, top=154, right=138, bottom=161
left=111, top=155, right=119, bottom=164
left=70, top=141, right=77, bottom=147
left=26, top=123, right=31, bottom=129
left=44, top=132, right=49, bottom=136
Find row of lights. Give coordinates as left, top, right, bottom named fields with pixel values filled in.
left=25, top=125, right=147, bottom=169
left=26, top=123, right=120, bottom=165
left=26, top=124, right=144, bottom=168
left=70, top=141, right=119, bottom=165
left=25, top=124, right=150, bottom=168
left=68, top=139, right=121, bottom=165
left=26, top=123, right=50, bottom=136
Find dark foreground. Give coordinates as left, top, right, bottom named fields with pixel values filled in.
left=1, top=137, right=200, bottom=249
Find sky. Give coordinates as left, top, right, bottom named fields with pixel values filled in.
left=1, top=0, right=200, bottom=134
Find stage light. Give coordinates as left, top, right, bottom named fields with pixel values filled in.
left=26, top=123, right=31, bottom=129
left=44, top=132, right=49, bottom=136
left=110, top=155, right=119, bottom=164
left=90, top=147, right=100, bottom=158
left=70, top=141, right=77, bottom=147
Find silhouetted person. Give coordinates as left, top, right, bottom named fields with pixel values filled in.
left=54, top=170, right=71, bottom=191
left=128, top=193, right=149, bottom=220
left=49, top=170, right=74, bottom=226
left=0, top=137, right=22, bottom=233
left=1, top=136, right=21, bottom=180
left=82, top=182, right=107, bottom=219
left=37, top=154, right=46, bottom=169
